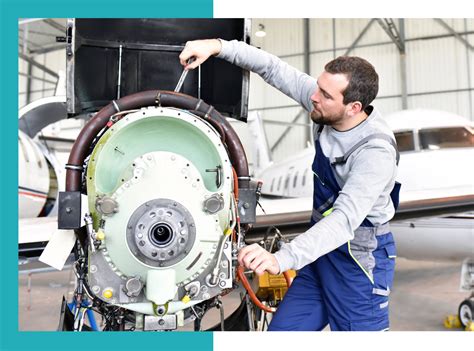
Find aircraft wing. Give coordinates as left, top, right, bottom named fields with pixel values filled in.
left=19, top=216, right=57, bottom=257
left=250, top=195, right=474, bottom=262
left=255, top=194, right=474, bottom=227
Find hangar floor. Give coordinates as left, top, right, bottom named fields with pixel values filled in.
left=18, top=257, right=467, bottom=331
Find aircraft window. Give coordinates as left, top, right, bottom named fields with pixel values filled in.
left=394, top=131, right=415, bottom=152
left=277, top=176, right=282, bottom=191
left=302, top=170, right=307, bottom=186
left=284, top=176, right=289, bottom=190
left=270, top=178, right=275, bottom=192
left=419, top=127, right=474, bottom=150
left=293, top=172, right=299, bottom=188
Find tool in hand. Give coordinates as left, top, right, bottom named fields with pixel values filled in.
left=174, top=57, right=196, bottom=93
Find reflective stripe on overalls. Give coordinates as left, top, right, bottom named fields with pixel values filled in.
left=269, top=125, right=401, bottom=331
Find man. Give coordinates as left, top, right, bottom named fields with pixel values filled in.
left=179, top=39, right=400, bottom=331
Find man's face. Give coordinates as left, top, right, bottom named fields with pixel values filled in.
left=310, top=71, right=350, bottom=125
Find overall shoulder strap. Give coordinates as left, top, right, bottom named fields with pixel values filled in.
left=331, top=133, right=400, bottom=166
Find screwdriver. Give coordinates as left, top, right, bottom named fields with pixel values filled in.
left=174, top=57, right=196, bottom=93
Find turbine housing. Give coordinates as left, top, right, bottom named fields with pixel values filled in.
left=59, top=91, right=257, bottom=331
left=87, top=107, right=234, bottom=319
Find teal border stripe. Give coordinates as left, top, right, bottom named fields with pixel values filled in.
left=0, top=1, right=213, bottom=350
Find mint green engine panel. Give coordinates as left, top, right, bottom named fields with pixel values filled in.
left=89, top=112, right=224, bottom=197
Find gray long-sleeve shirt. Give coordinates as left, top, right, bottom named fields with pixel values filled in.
left=217, top=40, right=398, bottom=272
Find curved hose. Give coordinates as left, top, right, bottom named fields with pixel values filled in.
left=283, top=271, right=293, bottom=287
left=66, top=90, right=249, bottom=191
left=237, top=266, right=275, bottom=314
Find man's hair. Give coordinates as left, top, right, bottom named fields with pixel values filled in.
left=324, top=56, right=379, bottom=110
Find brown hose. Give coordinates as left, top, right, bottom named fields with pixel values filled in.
left=66, top=90, right=249, bottom=191
left=237, top=266, right=275, bottom=314
left=231, top=167, right=239, bottom=202
left=283, top=271, right=293, bottom=287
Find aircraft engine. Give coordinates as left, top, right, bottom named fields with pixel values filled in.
left=58, top=91, right=258, bottom=331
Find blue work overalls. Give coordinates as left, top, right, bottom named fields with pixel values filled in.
left=269, top=125, right=401, bottom=331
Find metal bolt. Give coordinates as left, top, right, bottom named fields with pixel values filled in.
left=151, top=251, right=157, bottom=257
left=243, top=202, right=250, bottom=209
left=66, top=207, right=72, bottom=214
left=219, top=281, right=226, bottom=288
left=158, top=319, right=165, bottom=326
left=92, top=285, right=100, bottom=293
left=90, top=265, right=97, bottom=273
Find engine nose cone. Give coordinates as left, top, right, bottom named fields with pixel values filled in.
left=150, top=223, right=174, bottom=247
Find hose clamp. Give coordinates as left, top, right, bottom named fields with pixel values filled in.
left=237, top=176, right=251, bottom=181
left=65, top=164, right=83, bottom=172
left=194, top=99, right=203, bottom=111
left=112, top=100, right=121, bottom=112
left=155, top=92, right=162, bottom=106
left=205, top=105, right=214, bottom=119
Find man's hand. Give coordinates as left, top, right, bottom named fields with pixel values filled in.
left=237, top=243, right=280, bottom=276
left=179, top=39, right=222, bottom=70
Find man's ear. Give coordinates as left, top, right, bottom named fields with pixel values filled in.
left=348, top=101, right=363, bottom=116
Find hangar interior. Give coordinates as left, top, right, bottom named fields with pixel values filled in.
left=19, top=18, right=474, bottom=163
left=18, top=18, right=474, bottom=332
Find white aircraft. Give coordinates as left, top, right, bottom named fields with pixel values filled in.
left=18, top=95, right=80, bottom=253
left=238, top=108, right=474, bottom=327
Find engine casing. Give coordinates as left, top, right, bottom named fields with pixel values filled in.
left=86, top=106, right=236, bottom=327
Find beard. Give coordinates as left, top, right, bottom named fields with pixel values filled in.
left=310, top=106, right=344, bottom=126
left=310, top=108, right=332, bottom=125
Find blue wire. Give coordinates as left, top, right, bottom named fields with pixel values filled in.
left=68, top=299, right=100, bottom=331
left=86, top=308, right=99, bottom=331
